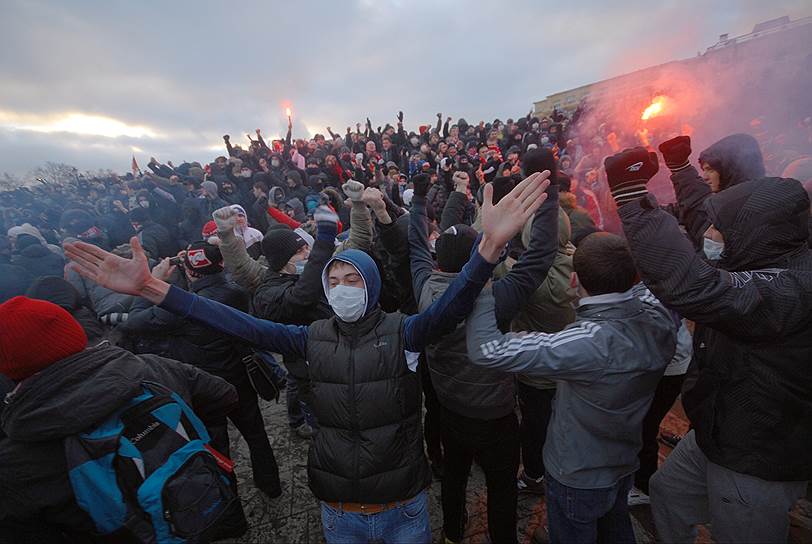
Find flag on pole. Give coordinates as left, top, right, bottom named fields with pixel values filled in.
left=131, top=156, right=141, bottom=176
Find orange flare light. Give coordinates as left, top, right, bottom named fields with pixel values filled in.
left=285, top=107, right=292, bottom=117
left=641, top=96, right=667, bottom=120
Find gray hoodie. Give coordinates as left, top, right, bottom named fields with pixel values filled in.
left=465, top=283, right=677, bottom=489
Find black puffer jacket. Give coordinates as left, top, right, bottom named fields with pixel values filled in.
left=620, top=178, right=812, bottom=481
left=121, top=273, right=250, bottom=379
left=0, top=345, right=237, bottom=542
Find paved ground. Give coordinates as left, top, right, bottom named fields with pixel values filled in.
left=225, top=394, right=810, bottom=543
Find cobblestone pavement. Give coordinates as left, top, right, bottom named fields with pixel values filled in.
left=225, top=395, right=810, bottom=543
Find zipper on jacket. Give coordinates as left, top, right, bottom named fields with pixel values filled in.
left=349, top=329, right=360, bottom=502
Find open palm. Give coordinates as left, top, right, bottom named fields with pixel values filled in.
left=480, top=171, right=551, bottom=248
left=64, top=237, right=153, bottom=296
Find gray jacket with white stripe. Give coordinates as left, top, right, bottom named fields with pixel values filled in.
left=466, top=284, right=677, bottom=489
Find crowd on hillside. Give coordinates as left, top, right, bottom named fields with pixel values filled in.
left=1, top=104, right=811, bottom=544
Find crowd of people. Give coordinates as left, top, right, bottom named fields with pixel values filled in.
left=1, top=104, right=811, bottom=544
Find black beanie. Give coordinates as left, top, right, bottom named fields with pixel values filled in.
left=59, top=209, right=95, bottom=235
left=128, top=207, right=151, bottom=224
left=261, top=228, right=307, bottom=271
left=435, top=224, right=478, bottom=273
left=183, top=241, right=223, bottom=275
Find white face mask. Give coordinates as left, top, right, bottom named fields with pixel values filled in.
left=271, top=159, right=280, bottom=168
left=703, top=237, right=724, bottom=260
left=328, top=284, right=366, bottom=323
left=294, top=259, right=308, bottom=275
left=139, top=200, right=150, bottom=208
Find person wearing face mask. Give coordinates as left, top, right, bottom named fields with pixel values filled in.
left=117, top=241, right=283, bottom=500
left=64, top=173, right=548, bottom=544
left=605, top=147, right=812, bottom=544
left=659, top=134, right=765, bottom=250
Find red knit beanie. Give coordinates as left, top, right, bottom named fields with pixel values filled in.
left=0, top=296, right=87, bottom=381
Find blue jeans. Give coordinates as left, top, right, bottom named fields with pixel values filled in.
left=545, top=472, right=636, bottom=544
left=320, top=490, right=431, bottom=544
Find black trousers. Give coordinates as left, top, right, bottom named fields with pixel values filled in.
left=517, top=382, right=556, bottom=480
left=210, top=366, right=281, bottom=492
left=419, top=361, right=443, bottom=467
left=440, top=405, right=520, bottom=544
left=635, top=373, right=685, bottom=494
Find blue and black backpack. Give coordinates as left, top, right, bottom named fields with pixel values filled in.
left=64, top=381, right=247, bottom=543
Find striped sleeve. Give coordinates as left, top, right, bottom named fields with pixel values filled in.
left=466, top=290, right=609, bottom=380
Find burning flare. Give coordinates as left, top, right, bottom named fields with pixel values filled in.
left=285, top=107, right=292, bottom=117
left=641, top=96, right=667, bottom=120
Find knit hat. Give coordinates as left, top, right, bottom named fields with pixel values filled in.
left=201, top=180, right=219, bottom=196
left=0, top=296, right=87, bottom=381
left=128, top=207, right=151, bottom=224
left=183, top=241, right=223, bottom=275
left=59, top=209, right=95, bottom=236
left=261, top=228, right=307, bottom=271
left=201, top=220, right=218, bottom=238
left=435, top=224, right=478, bottom=273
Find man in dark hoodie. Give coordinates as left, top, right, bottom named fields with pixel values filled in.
left=12, top=234, right=65, bottom=279
left=659, top=133, right=765, bottom=248
left=408, top=153, right=557, bottom=544
left=0, top=296, right=243, bottom=542
left=64, top=172, right=548, bottom=543
left=606, top=146, right=811, bottom=544
left=129, top=207, right=178, bottom=260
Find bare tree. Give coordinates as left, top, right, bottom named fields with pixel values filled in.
left=0, top=172, right=22, bottom=191
left=30, top=161, right=79, bottom=186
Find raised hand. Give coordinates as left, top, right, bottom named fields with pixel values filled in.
left=361, top=187, right=385, bottom=212
left=213, top=206, right=238, bottom=233
left=452, top=171, right=470, bottom=193
left=478, top=171, right=551, bottom=262
left=604, top=147, right=659, bottom=206
left=63, top=237, right=168, bottom=302
left=342, top=179, right=365, bottom=202
left=658, top=136, right=692, bottom=171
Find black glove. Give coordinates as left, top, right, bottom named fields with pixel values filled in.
left=412, top=174, right=430, bottom=198
left=604, top=147, right=659, bottom=206
left=658, top=136, right=692, bottom=172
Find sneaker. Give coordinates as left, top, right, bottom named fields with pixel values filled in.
left=294, top=422, right=316, bottom=439
left=531, top=525, right=550, bottom=544
left=658, top=431, right=683, bottom=449
left=517, top=470, right=545, bottom=495
left=628, top=486, right=651, bottom=506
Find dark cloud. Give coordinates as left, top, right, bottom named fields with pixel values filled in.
left=0, top=0, right=808, bottom=175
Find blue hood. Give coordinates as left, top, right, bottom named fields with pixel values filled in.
left=321, top=249, right=381, bottom=315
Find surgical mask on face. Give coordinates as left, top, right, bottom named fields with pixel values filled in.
left=139, top=200, right=150, bottom=208
left=271, top=159, right=280, bottom=168
left=328, top=284, right=366, bottom=323
left=410, top=137, right=419, bottom=146
left=294, top=259, right=308, bottom=275
left=241, top=170, right=252, bottom=178
left=703, top=238, right=724, bottom=260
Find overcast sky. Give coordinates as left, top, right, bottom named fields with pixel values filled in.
left=1, top=0, right=809, bottom=177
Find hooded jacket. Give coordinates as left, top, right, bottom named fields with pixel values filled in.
left=0, top=345, right=237, bottom=541
left=135, top=220, right=178, bottom=261
left=158, top=246, right=496, bottom=503
left=671, top=133, right=766, bottom=248
left=698, top=133, right=765, bottom=191
left=619, top=179, right=812, bottom=481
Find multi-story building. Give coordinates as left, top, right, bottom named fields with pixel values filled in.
left=532, top=15, right=812, bottom=118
